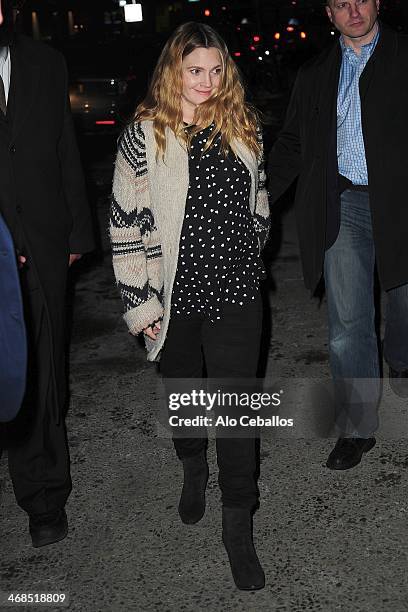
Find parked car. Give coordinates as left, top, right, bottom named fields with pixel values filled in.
left=69, top=77, right=131, bottom=136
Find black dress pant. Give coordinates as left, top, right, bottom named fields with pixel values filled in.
left=160, top=296, right=262, bottom=510
left=0, top=272, right=71, bottom=515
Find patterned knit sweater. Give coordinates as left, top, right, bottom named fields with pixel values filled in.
left=110, top=120, right=270, bottom=361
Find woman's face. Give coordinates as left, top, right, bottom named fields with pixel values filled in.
left=181, top=46, right=222, bottom=114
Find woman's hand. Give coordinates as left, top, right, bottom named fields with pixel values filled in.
left=69, top=254, right=82, bottom=267
left=17, top=254, right=27, bottom=269
left=143, top=320, right=161, bottom=340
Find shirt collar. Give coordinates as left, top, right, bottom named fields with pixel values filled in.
left=0, top=46, right=9, bottom=67
left=340, top=24, right=380, bottom=60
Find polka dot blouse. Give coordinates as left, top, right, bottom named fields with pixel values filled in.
left=171, top=124, right=263, bottom=321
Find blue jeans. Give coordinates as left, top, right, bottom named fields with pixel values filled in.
left=324, top=190, right=408, bottom=437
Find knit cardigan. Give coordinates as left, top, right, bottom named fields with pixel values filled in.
left=110, top=120, right=270, bottom=362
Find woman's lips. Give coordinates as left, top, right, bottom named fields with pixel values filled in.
left=195, top=90, right=212, bottom=97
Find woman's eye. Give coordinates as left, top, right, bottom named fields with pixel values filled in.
left=190, top=69, right=200, bottom=75
left=212, top=68, right=222, bottom=75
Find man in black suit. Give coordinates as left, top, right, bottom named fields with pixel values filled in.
left=268, top=0, right=408, bottom=469
left=0, top=0, right=94, bottom=545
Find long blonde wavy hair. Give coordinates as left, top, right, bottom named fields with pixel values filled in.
left=134, top=22, right=261, bottom=159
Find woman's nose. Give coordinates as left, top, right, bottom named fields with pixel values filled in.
left=201, top=72, right=212, bottom=88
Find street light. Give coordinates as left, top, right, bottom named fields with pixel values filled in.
left=124, top=1, right=143, bottom=23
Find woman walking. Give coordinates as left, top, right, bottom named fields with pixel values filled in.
left=110, top=22, right=270, bottom=590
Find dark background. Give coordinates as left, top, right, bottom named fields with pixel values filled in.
left=10, top=0, right=408, bottom=226
left=13, top=0, right=408, bottom=113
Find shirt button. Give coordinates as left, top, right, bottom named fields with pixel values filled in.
left=16, top=205, right=22, bottom=213
left=10, top=145, right=16, bottom=154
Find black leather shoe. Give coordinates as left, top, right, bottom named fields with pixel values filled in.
left=29, top=509, right=68, bottom=548
left=222, top=507, right=265, bottom=591
left=389, top=367, right=408, bottom=398
left=178, top=451, right=209, bottom=524
left=326, top=437, right=376, bottom=470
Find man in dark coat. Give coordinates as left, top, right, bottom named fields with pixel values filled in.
left=0, top=0, right=94, bottom=546
left=268, top=0, right=408, bottom=470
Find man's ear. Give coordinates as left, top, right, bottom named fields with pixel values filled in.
left=326, top=5, right=334, bottom=25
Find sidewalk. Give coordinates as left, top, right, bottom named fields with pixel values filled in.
left=1, top=198, right=408, bottom=612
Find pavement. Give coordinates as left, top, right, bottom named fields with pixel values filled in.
left=1, top=143, right=408, bottom=612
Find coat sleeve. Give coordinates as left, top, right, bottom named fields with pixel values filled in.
left=253, top=128, right=270, bottom=250
left=57, top=55, right=95, bottom=254
left=267, top=69, right=302, bottom=205
left=110, top=123, right=164, bottom=335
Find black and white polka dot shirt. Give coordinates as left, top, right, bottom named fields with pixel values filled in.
left=171, top=124, right=262, bottom=321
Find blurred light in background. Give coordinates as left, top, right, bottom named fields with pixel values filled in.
left=124, top=3, right=143, bottom=23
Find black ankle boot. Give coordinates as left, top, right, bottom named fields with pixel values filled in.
left=222, top=507, right=265, bottom=590
left=178, top=451, right=209, bottom=524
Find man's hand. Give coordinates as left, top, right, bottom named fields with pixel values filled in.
left=17, top=254, right=26, bottom=269
left=143, top=320, right=161, bottom=341
left=69, top=253, right=82, bottom=267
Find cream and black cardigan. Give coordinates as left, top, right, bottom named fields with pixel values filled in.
left=110, top=120, right=270, bottom=361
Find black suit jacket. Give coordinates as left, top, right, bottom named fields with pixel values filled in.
left=0, top=35, right=94, bottom=417
left=268, top=23, right=408, bottom=292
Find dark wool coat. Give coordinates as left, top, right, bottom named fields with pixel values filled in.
left=268, top=23, right=408, bottom=293
left=0, top=35, right=94, bottom=417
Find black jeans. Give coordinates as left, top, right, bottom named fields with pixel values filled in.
left=160, top=296, right=262, bottom=509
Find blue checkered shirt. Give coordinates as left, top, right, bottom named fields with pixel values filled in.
left=337, top=29, right=379, bottom=185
